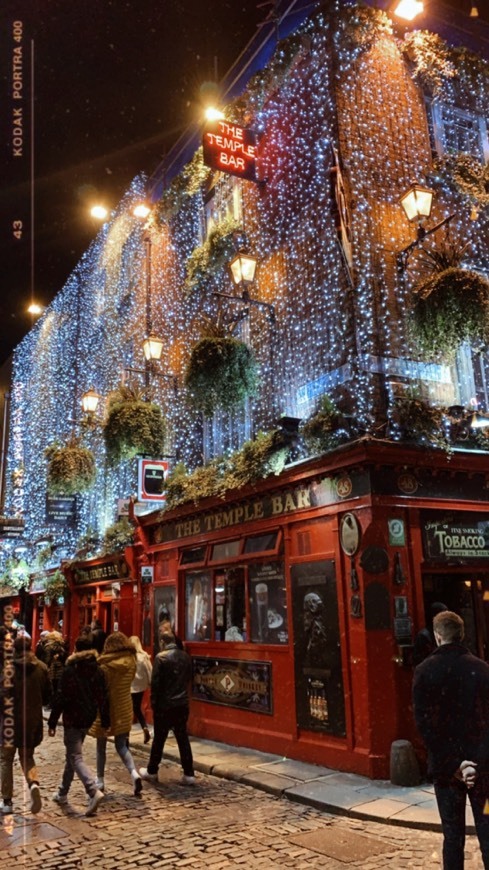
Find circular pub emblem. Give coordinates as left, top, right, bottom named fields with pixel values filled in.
left=340, top=512, right=361, bottom=556
left=335, top=475, right=353, bottom=499
left=397, top=472, right=418, bottom=495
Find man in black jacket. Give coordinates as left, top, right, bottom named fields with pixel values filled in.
left=413, top=610, right=489, bottom=869
left=48, top=635, right=110, bottom=816
left=139, top=630, right=195, bottom=786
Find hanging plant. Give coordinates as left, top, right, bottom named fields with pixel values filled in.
left=391, top=389, right=447, bottom=451
left=301, top=395, right=349, bottom=454
left=0, top=557, right=30, bottom=592
left=185, top=315, right=258, bottom=416
left=434, top=154, right=489, bottom=211
left=45, top=436, right=96, bottom=495
left=44, top=568, right=69, bottom=602
left=184, top=216, right=244, bottom=297
left=409, top=244, right=489, bottom=360
left=401, top=31, right=456, bottom=97
left=101, top=517, right=135, bottom=554
left=103, top=384, right=167, bottom=464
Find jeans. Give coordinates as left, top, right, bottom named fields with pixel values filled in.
left=59, top=727, right=97, bottom=798
left=1, top=745, right=37, bottom=799
left=96, top=733, right=136, bottom=779
left=131, top=692, right=147, bottom=730
left=434, top=775, right=489, bottom=869
left=147, top=706, right=194, bottom=777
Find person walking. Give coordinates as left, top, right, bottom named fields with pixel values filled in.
left=43, top=630, right=68, bottom=700
left=89, top=631, right=142, bottom=796
left=413, top=610, right=489, bottom=869
left=129, top=636, right=152, bottom=744
left=1, top=635, right=50, bottom=815
left=139, top=629, right=195, bottom=786
left=48, top=634, right=109, bottom=817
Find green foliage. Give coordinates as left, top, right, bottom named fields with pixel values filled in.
left=184, top=216, right=242, bottom=297
left=154, top=149, right=211, bottom=223
left=434, top=154, right=489, bottom=209
left=410, top=267, right=489, bottom=360
left=103, top=384, right=166, bottom=464
left=401, top=31, right=456, bottom=97
left=45, top=568, right=68, bottom=601
left=164, top=429, right=290, bottom=510
left=301, top=396, right=345, bottom=453
left=45, top=437, right=96, bottom=495
left=0, top=557, right=30, bottom=591
left=391, top=389, right=448, bottom=451
left=185, top=334, right=258, bottom=417
left=101, top=517, right=135, bottom=554
left=339, top=2, right=393, bottom=54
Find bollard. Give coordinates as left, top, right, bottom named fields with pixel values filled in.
left=390, top=739, right=421, bottom=786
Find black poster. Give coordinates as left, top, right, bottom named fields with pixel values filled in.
left=45, top=495, right=77, bottom=526
left=249, top=562, right=288, bottom=645
left=292, top=560, right=346, bottom=737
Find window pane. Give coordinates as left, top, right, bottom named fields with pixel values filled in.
left=211, top=539, right=240, bottom=561
left=244, top=532, right=278, bottom=554
left=214, top=567, right=246, bottom=642
left=185, top=572, right=211, bottom=641
left=181, top=545, right=206, bottom=565
left=249, top=562, right=288, bottom=645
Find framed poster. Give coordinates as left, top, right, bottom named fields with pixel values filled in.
left=249, top=562, right=288, bottom=645
left=292, top=560, right=346, bottom=736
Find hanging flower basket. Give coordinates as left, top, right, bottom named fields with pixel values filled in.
left=410, top=266, right=489, bottom=360
left=185, top=336, right=258, bottom=417
left=44, top=569, right=69, bottom=603
left=45, top=437, right=96, bottom=495
left=103, top=384, right=166, bottom=464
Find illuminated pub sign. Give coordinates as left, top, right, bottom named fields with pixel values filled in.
left=203, top=120, right=257, bottom=181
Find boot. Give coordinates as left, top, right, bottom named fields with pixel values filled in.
left=143, top=727, right=151, bottom=744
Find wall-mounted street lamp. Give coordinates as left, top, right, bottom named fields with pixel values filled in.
left=81, top=387, right=102, bottom=415
left=391, top=0, right=424, bottom=21
left=90, top=205, right=108, bottom=221
left=214, top=249, right=276, bottom=324
left=142, top=333, right=164, bottom=363
left=396, top=184, right=454, bottom=273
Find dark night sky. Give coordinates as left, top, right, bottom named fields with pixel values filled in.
left=1, top=1, right=487, bottom=366
left=0, top=0, right=265, bottom=364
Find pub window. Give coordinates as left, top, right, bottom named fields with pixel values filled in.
left=249, top=562, right=288, bottom=645
left=204, top=174, right=242, bottom=241
left=210, top=539, right=241, bottom=562
left=185, top=571, right=211, bottom=642
left=430, top=102, right=488, bottom=162
left=180, top=545, right=207, bottom=565
left=214, top=567, right=246, bottom=642
left=244, top=530, right=281, bottom=555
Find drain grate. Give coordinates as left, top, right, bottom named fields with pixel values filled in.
left=289, top=827, right=399, bottom=863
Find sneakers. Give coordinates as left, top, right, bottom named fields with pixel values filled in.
left=138, top=768, right=157, bottom=782
left=180, top=775, right=196, bottom=786
left=95, top=778, right=105, bottom=792
left=52, top=790, right=68, bottom=805
left=1, top=799, right=13, bottom=814
left=86, top=789, right=104, bottom=817
left=30, top=783, right=42, bottom=814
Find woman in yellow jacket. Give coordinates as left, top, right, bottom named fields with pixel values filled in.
left=89, top=632, right=142, bottom=796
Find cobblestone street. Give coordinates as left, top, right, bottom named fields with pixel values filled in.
left=0, top=730, right=485, bottom=869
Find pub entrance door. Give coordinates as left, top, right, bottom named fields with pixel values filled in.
left=421, top=571, right=489, bottom=661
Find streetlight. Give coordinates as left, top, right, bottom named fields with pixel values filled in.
left=81, top=387, right=101, bottom=415
left=391, top=0, right=424, bottom=21
left=133, top=203, right=151, bottom=219
left=397, top=184, right=454, bottom=272
left=27, top=302, right=44, bottom=316
left=90, top=205, right=108, bottom=220
left=229, top=251, right=258, bottom=286
left=142, top=333, right=164, bottom=362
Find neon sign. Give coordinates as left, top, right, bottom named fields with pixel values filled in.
left=203, top=120, right=257, bottom=181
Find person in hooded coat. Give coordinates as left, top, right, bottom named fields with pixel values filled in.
left=0, top=635, right=50, bottom=815
left=48, top=634, right=110, bottom=817
left=89, top=631, right=142, bottom=796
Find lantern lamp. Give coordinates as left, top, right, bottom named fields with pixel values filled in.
left=400, top=184, right=434, bottom=222
left=133, top=203, right=151, bottom=219
left=81, top=387, right=101, bottom=415
left=229, top=251, right=258, bottom=286
left=391, top=0, right=424, bottom=21
left=142, top=333, right=164, bottom=362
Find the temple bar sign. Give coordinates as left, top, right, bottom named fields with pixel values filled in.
left=203, top=120, right=257, bottom=181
